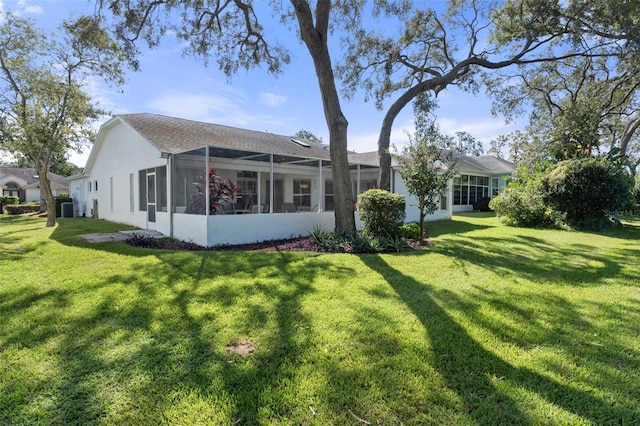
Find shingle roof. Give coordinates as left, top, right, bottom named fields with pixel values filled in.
left=348, top=151, right=515, bottom=175
left=118, top=113, right=331, bottom=160
left=0, top=167, right=69, bottom=190
left=348, top=151, right=400, bottom=167
left=456, top=155, right=515, bottom=174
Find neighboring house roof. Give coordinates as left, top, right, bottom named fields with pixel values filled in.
left=349, top=151, right=515, bottom=175
left=118, top=113, right=331, bottom=160
left=456, top=155, right=515, bottom=175
left=348, top=151, right=399, bottom=167
left=0, top=167, right=69, bottom=190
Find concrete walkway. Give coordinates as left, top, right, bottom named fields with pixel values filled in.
left=81, top=229, right=164, bottom=243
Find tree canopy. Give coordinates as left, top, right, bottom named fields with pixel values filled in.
left=338, top=0, right=638, bottom=189
left=0, top=13, right=126, bottom=226
left=488, top=53, right=640, bottom=174
left=293, top=129, right=323, bottom=145
left=98, top=0, right=405, bottom=234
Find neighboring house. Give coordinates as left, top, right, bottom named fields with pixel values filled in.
left=0, top=167, right=69, bottom=202
left=69, top=113, right=514, bottom=246
left=450, top=155, right=514, bottom=212
left=348, top=151, right=514, bottom=217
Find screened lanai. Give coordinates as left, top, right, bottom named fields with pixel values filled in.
left=172, top=145, right=380, bottom=216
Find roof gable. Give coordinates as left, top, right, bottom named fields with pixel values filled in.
left=0, top=167, right=69, bottom=190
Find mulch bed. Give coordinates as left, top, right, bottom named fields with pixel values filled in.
left=125, top=234, right=319, bottom=252
left=126, top=234, right=432, bottom=252
left=217, top=237, right=319, bottom=252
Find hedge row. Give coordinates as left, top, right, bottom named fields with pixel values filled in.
left=0, top=196, right=19, bottom=213
left=4, top=204, right=41, bottom=215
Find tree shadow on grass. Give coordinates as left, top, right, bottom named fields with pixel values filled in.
left=360, top=255, right=640, bottom=424
left=1, top=242, right=349, bottom=424
left=427, top=215, right=494, bottom=238
left=429, top=233, right=638, bottom=286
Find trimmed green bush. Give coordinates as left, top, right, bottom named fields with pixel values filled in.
left=541, top=158, right=633, bottom=229
left=400, top=222, right=421, bottom=240
left=358, top=189, right=406, bottom=239
left=0, top=196, right=19, bottom=214
left=4, top=204, right=41, bottom=215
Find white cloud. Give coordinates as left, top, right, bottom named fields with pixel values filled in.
left=146, top=88, right=290, bottom=131
left=16, top=0, right=43, bottom=15
left=259, top=92, right=287, bottom=107
left=437, top=116, right=519, bottom=145
left=348, top=119, right=413, bottom=154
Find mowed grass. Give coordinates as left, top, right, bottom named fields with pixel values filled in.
left=1, top=213, right=639, bottom=425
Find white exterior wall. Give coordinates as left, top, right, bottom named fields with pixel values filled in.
left=68, top=176, right=87, bottom=216
left=205, top=211, right=336, bottom=246
left=85, top=121, right=169, bottom=233
left=173, top=213, right=208, bottom=246
left=392, top=169, right=453, bottom=223
left=24, top=188, right=41, bottom=202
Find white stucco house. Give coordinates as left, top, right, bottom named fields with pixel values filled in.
left=0, top=167, right=69, bottom=202
left=68, top=113, right=513, bottom=246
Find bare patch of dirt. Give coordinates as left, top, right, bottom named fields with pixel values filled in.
left=226, top=339, right=256, bottom=356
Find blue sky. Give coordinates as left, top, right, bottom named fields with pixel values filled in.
left=1, top=0, right=524, bottom=167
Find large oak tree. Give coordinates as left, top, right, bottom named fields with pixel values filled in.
left=98, top=0, right=387, bottom=234
left=338, top=0, right=637, bottom=189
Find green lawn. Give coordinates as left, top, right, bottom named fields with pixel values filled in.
left=1, top=213, right=639, bottom=425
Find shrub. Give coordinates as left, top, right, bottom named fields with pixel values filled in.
left=0, top=196, right=19, bottom=213
left=489, top=179, right=559, bottom=228
left=541, top=158, right=633, bottom=229
left=358, top=189, right=406, bottom=239
left=400, top=223, right=421, bottom=240
left=4, top=204, right=41, bottom=215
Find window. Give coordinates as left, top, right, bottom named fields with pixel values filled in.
left=453, top=174, right=490, bottom=205
left=129, top=173, right=134, bottom=213
left=88, top=181, right=92, bottom=192
left=236, top=171, right=257, bottom=211
left=138, top=166, right=167, bottom=212
left=156, top=166, right=167, bottom=212
left=138, top=169, right=147, bottom=211
left=94, top=180, right=98, bottom=191
left=110, top=177, right=114, bottom=213
left=492, top=177, right=500, bottom=197
left=440, top=195, right=447, bottom=210
left=2, top=182, right=19, bottom=198
left=324, top=179, right=334, bottom=211
left=293, top=179, right=311, bottom=210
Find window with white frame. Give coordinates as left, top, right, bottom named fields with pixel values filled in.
left=129, top=173, right=134, bottom=213
left=453, top=174, right=490, bottom=205
left=324, top=179, right=334, bottom=211
left=492, top=177, right=500, bottom=197
left=293, top=179, right=311, bottom=210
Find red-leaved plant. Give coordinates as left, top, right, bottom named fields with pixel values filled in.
left=187, top=166, right=237, bottom=214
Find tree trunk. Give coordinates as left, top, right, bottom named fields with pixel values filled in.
left=36, top=165, right=56, bottom=227
left=620, top=112, right=640, bottom=157
left=292, top=0, right=355, bottom=235
left=377, top=81, right=434, bottom=190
